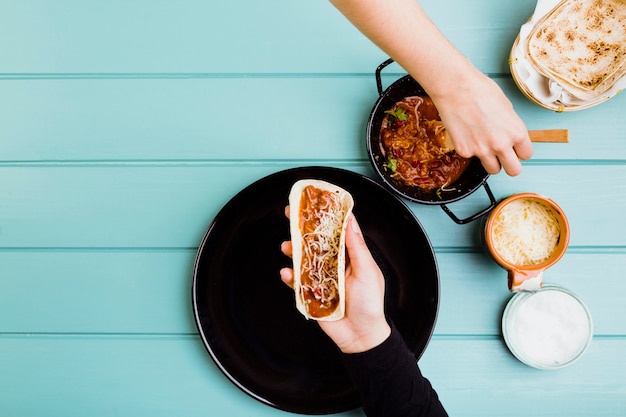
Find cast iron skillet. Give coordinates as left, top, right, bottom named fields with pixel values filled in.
left=366, top=58, right=496, bottom=224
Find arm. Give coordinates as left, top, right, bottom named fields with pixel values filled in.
left=330, top=0, right=533, bottom=176
left=341, top=324, right=448, bottom=417
left=281, top=214, right=447, bottom=416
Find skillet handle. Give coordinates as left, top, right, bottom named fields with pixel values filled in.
left=439, top=182, right=496, bottom=225
left=375, top=58, right=396, bottom=96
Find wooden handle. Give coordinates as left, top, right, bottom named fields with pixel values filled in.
left=443, top=129, right=569, bottom=150
left=528, top=129, right=569, bottom=143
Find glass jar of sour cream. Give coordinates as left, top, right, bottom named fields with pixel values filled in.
left=502, top=285, right=593, bottom=369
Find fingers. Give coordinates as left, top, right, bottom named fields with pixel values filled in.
left=280, top=267, right=294, bottom=288
left=281, top=240, right=292, bottom=257
left=463, top=131, right=532, bottom=177
left=498, top=152, right=522, bottom=176
left=514, top=135, right=534, bottom=161
left=481, top=150, right=523, bottom=177
left=280, top=206, right=294, bottom=288
left=496, top=135, right=533, bottom=177
left=450, top=134, right=506, bottom=176
left=344, top=215, right=377, bottom=272
left=478, top=154, right=504, bottom=175
left=280, top=240, right=294, bottom=288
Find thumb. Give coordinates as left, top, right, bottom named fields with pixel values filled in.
left=345, top=215, right=375, bottom=270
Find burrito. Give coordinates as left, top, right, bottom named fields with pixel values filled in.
left=288, top=179, right=354, bottom=321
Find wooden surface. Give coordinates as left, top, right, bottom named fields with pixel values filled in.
left=1, top=1, right=625, bottom=416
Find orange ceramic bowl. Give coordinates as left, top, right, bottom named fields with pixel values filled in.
left=484, top=193, right=570, bottom=292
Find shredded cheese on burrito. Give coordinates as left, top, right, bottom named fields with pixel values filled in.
left=299, top=187, right=345, bottom=317
left=492, top=198, right=561, bottom=266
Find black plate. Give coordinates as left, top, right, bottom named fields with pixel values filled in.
left=192, top=166, right=439, bottom=415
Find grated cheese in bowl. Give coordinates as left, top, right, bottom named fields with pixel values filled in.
left=491, top=198, right=561, bottom=266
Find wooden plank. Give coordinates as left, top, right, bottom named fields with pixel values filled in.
left=0, top=334, right=303, bottom=417
left=0, top=250, right=622, bottom=336
left=1, top=78, right=624, bottom=162
left=0, top=0, right=536, bottom=74
left=0, top=78, right=375, bottom=162
left=419, top=336, right=626, bottom=417
left=436, top=252, right=626, bottom=336
left=0, top=250, right=199, bottom=334
left=0, top=164, right=624, bottom=248
left=0, top=335, right=623, bottom=416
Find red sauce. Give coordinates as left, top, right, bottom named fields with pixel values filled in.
left=380, top=96, right=471, bottom=191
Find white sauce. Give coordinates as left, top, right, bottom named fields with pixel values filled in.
left=506, top=288, right=592, bottom=368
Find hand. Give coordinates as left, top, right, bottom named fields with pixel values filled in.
left=329, top=0, right=533, bottom=176
left=280, top=212, right=391, bottom=353
left=431, top=67, right=533, bottom=176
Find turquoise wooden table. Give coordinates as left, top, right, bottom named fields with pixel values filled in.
left=1, top=0, right=625, bottom=415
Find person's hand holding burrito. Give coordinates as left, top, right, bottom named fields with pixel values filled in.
left=281, top=214, right=391, bottom=353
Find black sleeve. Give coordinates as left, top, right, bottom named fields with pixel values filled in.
left=340, top=325, right=448, bottom=417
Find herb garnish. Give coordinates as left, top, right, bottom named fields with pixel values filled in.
left=384, top=107, right=408, bottom=122
left=386, top=156, right=398, bottom=172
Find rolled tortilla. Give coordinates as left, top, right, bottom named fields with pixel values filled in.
left=288, top=179, right=354, bottom=321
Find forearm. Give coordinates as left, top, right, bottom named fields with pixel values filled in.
left=329, top=0, right=479, bottom=100
left=341, top=324, right=448, bottom=417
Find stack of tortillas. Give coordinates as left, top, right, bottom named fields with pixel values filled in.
left=510, top=0, right=626, bottom=111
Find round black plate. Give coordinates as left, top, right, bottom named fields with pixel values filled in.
left=192, top=166, right=439, bottom=415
